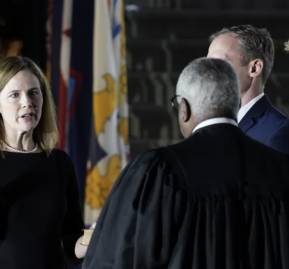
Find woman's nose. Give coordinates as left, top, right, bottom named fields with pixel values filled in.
left=20, top=93, right=33, bottom=107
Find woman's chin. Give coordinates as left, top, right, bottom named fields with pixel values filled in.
left=17, top=125, right=36, bottom=134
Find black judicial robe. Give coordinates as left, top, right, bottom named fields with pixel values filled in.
left=83, top=124, right=289, bottom=269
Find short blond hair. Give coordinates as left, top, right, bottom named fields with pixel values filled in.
left=0, top=56, right=58, bottom=153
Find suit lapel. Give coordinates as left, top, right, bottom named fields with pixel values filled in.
left=238, top=95, right=269, bottom=133
left=238, top=117, right=255, bottom=132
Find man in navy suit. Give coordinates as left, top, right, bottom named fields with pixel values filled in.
left=207, top=24, right=289, bottom=154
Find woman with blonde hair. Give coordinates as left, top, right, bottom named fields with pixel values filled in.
left=0, top=56, right=84, bottom=268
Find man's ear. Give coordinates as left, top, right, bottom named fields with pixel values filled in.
left=179, top=98, right=191, bottom=122
left=248, top=59, right=263, bottom=78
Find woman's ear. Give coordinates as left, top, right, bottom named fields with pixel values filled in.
left=248, top=59, right=263, bottom=78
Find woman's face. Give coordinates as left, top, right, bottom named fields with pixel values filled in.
left=0, top=69, right=43, bottom=138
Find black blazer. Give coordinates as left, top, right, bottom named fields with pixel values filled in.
left=239, top=95, right=289, bottom=154
left=83, top=124, right=289, bottom=269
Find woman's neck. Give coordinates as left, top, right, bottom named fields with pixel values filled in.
left=3, top=141, right=38, bottom=153
left=4, top=131, right=36, bottom=152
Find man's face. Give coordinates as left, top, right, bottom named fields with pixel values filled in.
left=207, top=33, right=251, bottom=96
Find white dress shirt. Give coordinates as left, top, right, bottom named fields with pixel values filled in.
left=193, top=117, right=238, bottom=133
left=237, top=93, right=264, bottom=123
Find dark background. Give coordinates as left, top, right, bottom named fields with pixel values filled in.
left=0, top=0, right=47, bottom=67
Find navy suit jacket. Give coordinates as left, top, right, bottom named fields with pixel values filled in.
left=239, top=95, right=289, bottom=154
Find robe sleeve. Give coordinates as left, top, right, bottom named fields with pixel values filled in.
left=83, top=150, right=187, bottom=269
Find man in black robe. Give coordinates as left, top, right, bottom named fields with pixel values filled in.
left=83, top=57, right=289, bottom=269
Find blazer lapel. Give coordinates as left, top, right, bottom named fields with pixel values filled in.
left=238, top=95, right=269, bottom=133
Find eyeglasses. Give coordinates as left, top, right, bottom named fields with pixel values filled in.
left=170, top=94, right=181, bottom=114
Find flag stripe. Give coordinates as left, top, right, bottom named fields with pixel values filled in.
left=58, top=0, right=72, bottom=149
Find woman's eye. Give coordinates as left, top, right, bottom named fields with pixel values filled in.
left=9, top=92, right=19, bottom=98
left=29, top=89, right=40, bottom=96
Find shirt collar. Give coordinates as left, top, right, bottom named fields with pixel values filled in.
left=237, top=93, right=264, bottom=123
left=192, top=117, right=238, bottom=133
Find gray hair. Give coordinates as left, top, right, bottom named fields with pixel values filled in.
left=176, top=57, right=240, bottom=123
left=209, top=24, right=274, bottom=84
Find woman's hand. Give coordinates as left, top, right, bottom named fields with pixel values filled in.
left=74, top=222, right=96, bottom=259
left=75, top=235, right=88, bottom=259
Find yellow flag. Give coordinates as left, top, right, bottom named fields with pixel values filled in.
left=85, top=0, right=129, bottom=224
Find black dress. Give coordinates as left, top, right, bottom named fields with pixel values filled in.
left=0, top=149, right=83, bottom=269
left=83, top=124, right=289, bottom=269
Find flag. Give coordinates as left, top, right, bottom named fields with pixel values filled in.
left=57, top=0, right=72, bottom=150
left=49, top=1, right=94, bottom=269
left=67, top=0, right=93, bottom=204
left=49, top=0, right=94, bottom=205
left=45, top=0, right=53, bottom=82
left=85, top=0, right=129, bottom=224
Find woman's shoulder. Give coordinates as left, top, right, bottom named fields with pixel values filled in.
left=50, top=148, right=70, bottom=158
left=49, top=149, right=73, bottom=165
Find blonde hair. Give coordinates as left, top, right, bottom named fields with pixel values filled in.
left=0, top=56, right=58, bottom=153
